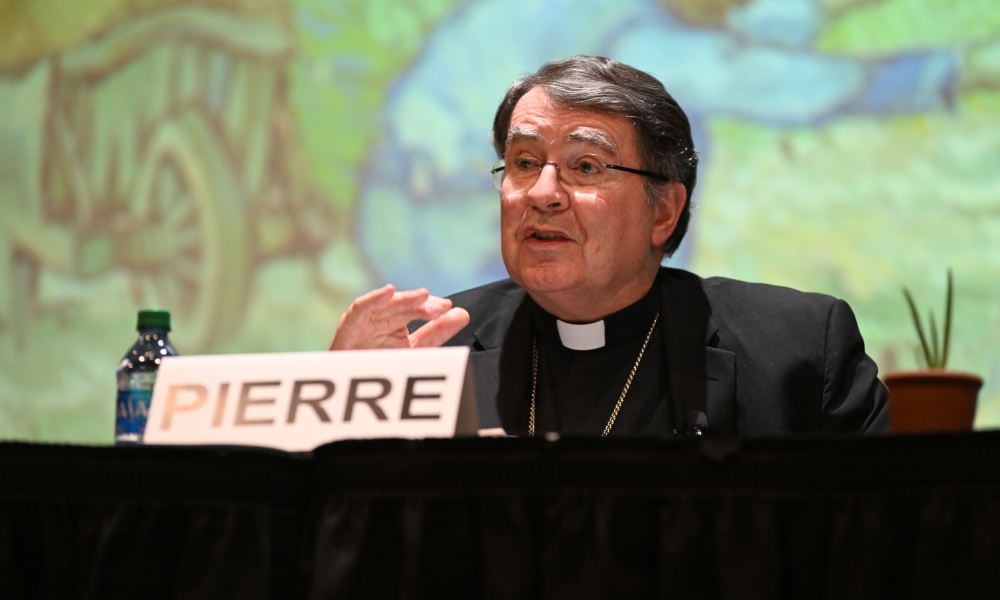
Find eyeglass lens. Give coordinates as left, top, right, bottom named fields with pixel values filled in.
left=492, top=154, right=608, bottom=190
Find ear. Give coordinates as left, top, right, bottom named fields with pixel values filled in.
left=650, top=181, right=687, bottom=248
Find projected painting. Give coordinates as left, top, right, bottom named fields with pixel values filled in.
left=2, top=0, right=1000, bottom=442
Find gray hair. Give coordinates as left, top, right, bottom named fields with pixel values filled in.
left=492, top=55, right=699, bottom=256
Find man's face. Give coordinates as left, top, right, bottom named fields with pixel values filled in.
left=499, top=87, right=680, bottom=319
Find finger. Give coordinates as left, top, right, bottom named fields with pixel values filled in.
left=373, top=296, right=453, bottom=331
left=353, top=284, right=396, bottom=309
left=367, top=307, right=447, bottom=340
left=409, top=307, right=471, bottom=348
left=362, top=291, right=448, bottom=328
left=332, top=320, right=413, bottom=351
left=330, top=284, right=396, bottom=350
left=332, top=287, right=443, bottom=350
left=342, top=286, right=425, bottom=333
left=380, top=292, right=452, bottom=321
left=375, top=289, right=439, bottom=321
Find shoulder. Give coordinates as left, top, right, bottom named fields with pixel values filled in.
left=659, top=267, right=844, bottom=346
left=699, top=273, right=839, bottom=319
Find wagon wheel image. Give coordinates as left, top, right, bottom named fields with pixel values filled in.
left=118, top=110, right=251, bottom=352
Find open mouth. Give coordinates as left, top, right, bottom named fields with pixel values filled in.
left=524, top=227, right=570, bottom=242
left=532, top=231, right=566, bottom=240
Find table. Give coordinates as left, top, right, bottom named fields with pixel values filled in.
left=2, top=433, right=999, bottom=599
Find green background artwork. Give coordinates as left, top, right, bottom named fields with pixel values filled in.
left=0, top=0, right=999, bottom=443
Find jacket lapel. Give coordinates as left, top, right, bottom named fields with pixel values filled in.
left=467, top=290, right=533, bottom=433
left=659, top=270, right=736, bottom=437
left=468, top=349, right=503, bottom=429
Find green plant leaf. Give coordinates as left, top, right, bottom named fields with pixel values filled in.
left=928, top=309, right=940, bottom=368
left=942, top=268, right=953, bottom=369
left=903, top=287, right=933, bottom=369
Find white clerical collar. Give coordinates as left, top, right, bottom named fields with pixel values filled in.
left=556, top=319, right=606, bottom=351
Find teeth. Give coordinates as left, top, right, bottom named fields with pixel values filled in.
left=534, top=232, right=561, bottom=240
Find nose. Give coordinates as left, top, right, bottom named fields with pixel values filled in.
left=525, top=163, right=568, bottom=211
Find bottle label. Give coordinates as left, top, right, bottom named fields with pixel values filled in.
left=115, top=372, right=158, bottom=441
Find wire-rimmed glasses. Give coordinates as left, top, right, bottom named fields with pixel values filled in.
left=491, top=153, right=669, bottom=191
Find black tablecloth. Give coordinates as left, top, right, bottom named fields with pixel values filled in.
left=2, top=433, right=1000, bottom=599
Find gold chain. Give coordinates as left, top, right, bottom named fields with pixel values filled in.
left=529, top=336, right=538, bottom=437
left=529, top=310, right=660, bottom=438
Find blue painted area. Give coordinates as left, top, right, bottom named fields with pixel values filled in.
left=727, top=0, right=820, bottom=48
left=856, top=53, right=956, bottom=114
left=356, top=0, right=956, bottom=296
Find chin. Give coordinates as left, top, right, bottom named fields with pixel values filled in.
left=511, top=263, right=583, bottom=295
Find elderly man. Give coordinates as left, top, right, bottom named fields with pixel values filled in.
left=331, top=56, right=888, bottom=438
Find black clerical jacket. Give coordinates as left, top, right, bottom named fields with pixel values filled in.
left=433, top=267, right=889, bottom=437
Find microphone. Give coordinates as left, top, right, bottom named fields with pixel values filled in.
left=686, top=411, right=708, bottom=436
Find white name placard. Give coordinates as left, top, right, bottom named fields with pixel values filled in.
left=143, top=347, right=477, bottom=451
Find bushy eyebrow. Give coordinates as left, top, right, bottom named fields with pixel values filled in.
left=506, top=126, right=543, bottom=150
left=565, top=130, right=617, bottom=155
left=505, top=126, right=618, bottom=155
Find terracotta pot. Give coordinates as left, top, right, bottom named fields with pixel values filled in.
left=884, top=371, right=983, bottom=433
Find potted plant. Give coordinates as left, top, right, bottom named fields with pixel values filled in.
left=884, top=269, right=983, bottom=432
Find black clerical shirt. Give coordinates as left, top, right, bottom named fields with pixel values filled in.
left=530, top=282, right=667, bottom=437
left=435, top=267, right=890, bottom=437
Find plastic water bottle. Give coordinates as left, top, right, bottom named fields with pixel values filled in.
left=115, top=309, right=178, bottom=444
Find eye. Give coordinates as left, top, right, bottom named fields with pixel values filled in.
left=576, top=157, right=603, bottom=175
left=508, top=157, right=540, bottom=172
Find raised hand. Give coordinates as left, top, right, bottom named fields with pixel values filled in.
left=329, top=285, right=470, bottom=350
